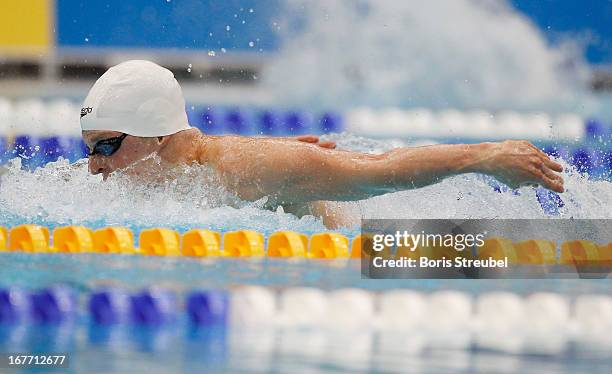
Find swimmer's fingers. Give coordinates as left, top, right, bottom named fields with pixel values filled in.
left=524, top=142, right=563, bottom=170
left=296, top=135, right=337, bottom=149
left=525, top=142, right=546, bottom=156
left=296, top=135, right=319, bottom=143
left=541, top=155, right=563, bottom=172
left=541, top=163, right=564, bottom=183
left=530, top=166, right=564, bottom=193
left=318, top=141, right=337, bottom=149
left=542, top=168, right=564, bottom=192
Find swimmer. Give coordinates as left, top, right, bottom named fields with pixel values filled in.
left=81, top=60, right=564, bottom=228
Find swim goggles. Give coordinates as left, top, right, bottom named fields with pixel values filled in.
left=88, top=133, right=128, bottom=157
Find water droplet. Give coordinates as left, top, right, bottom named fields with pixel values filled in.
left=226, top=25, right=231, bottom=31
left=187, top=63, right=192, bottom=73
left=84, top=37, right=89, bottom=42
left=208, top=50, right=216, bottom=57
left=248, top=41, right=254, bottom=47
left=249, top=8, right=254, bottom=13
left=221, top=48, right=227, bottom=53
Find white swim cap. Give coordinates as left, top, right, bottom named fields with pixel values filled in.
left=80, top=60, right=191, bottom=137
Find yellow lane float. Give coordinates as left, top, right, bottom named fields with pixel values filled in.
left=53, top=226, right=94, bottom=253
left=223, top=230, right=265, bottom=257
left=560, top=240, right=601, bottom=265
left=182, top=229, right=221, bottom=257
left=309, top=233, right=349, bottom=259
left=9, top=225, right=50, bottom=253
left=93, top=227, right=136, bottom=254
left=514, top=240, right=557, bottom=264
left=0, top=227, right=7, bottom=251
left=267, top=231, right=308, bottom=257
left=139, top=228, right=181, bottom=256
left=478, top=237, right=518, bottom=263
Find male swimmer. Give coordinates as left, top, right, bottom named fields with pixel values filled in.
left=81, top=60, right=564, bottom=227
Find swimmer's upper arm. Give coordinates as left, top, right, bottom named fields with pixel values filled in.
left=209, top=137, right=384, bottom=202
left=259, top=143, right=390, bottom=202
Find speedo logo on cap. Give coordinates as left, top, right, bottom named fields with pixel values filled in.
left=81, top=107, right=93, bottom=118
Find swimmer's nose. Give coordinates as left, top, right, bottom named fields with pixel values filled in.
left=88, top=156, right=108, bottom=176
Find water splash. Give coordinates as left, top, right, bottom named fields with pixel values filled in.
left=0, top=157, right=326, bottom=235
left=264, top=0, right=611, bottom=116
left=1, top=134, right=610, bottom=236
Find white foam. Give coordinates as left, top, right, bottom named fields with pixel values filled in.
left=263, top=0, right=599, bottom=115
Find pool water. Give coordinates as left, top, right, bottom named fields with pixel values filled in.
left=1, top=253, right=611, bottom=373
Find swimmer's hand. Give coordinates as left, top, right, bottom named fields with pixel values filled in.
left=296, top=135, right=336, bottom=149
left=480, top=140, right=564, bottom=193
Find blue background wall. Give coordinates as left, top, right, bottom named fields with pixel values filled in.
left=511, top=0, right=611, bottom=65
left=56, top=0, right=611, bottom=64
left=56, top=0, right=279, bottom=52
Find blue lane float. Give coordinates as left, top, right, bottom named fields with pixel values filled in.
left=258, top=110, right=281, bottom=135
left=0, top=288, right=30, bottom=324
left=284, top=111, right=312, bottom=135
left=88, top=289, right=131, bottom=325
left=197, top=107, right=224, bottom=135
left=584, top=118, right=609, bottom=141
left=224, top=108, right=251, bottom=135
left=186, top=290, right=229, bottom=326
left=129, top=288, right=178, bottom=326
left=319, top=112, right=343, bottom=133
left=30, top=286, right=78, bottom=324
left=186, top=106, right=344, bottom=136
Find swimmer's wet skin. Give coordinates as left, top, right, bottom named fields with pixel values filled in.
left=81, top=60, right=564, bottom=227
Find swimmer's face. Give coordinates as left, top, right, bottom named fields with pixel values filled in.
left=83, top=130, right=164, bottom=180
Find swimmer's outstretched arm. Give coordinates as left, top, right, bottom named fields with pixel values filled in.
left=207, top=137, right=564, bottom=204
